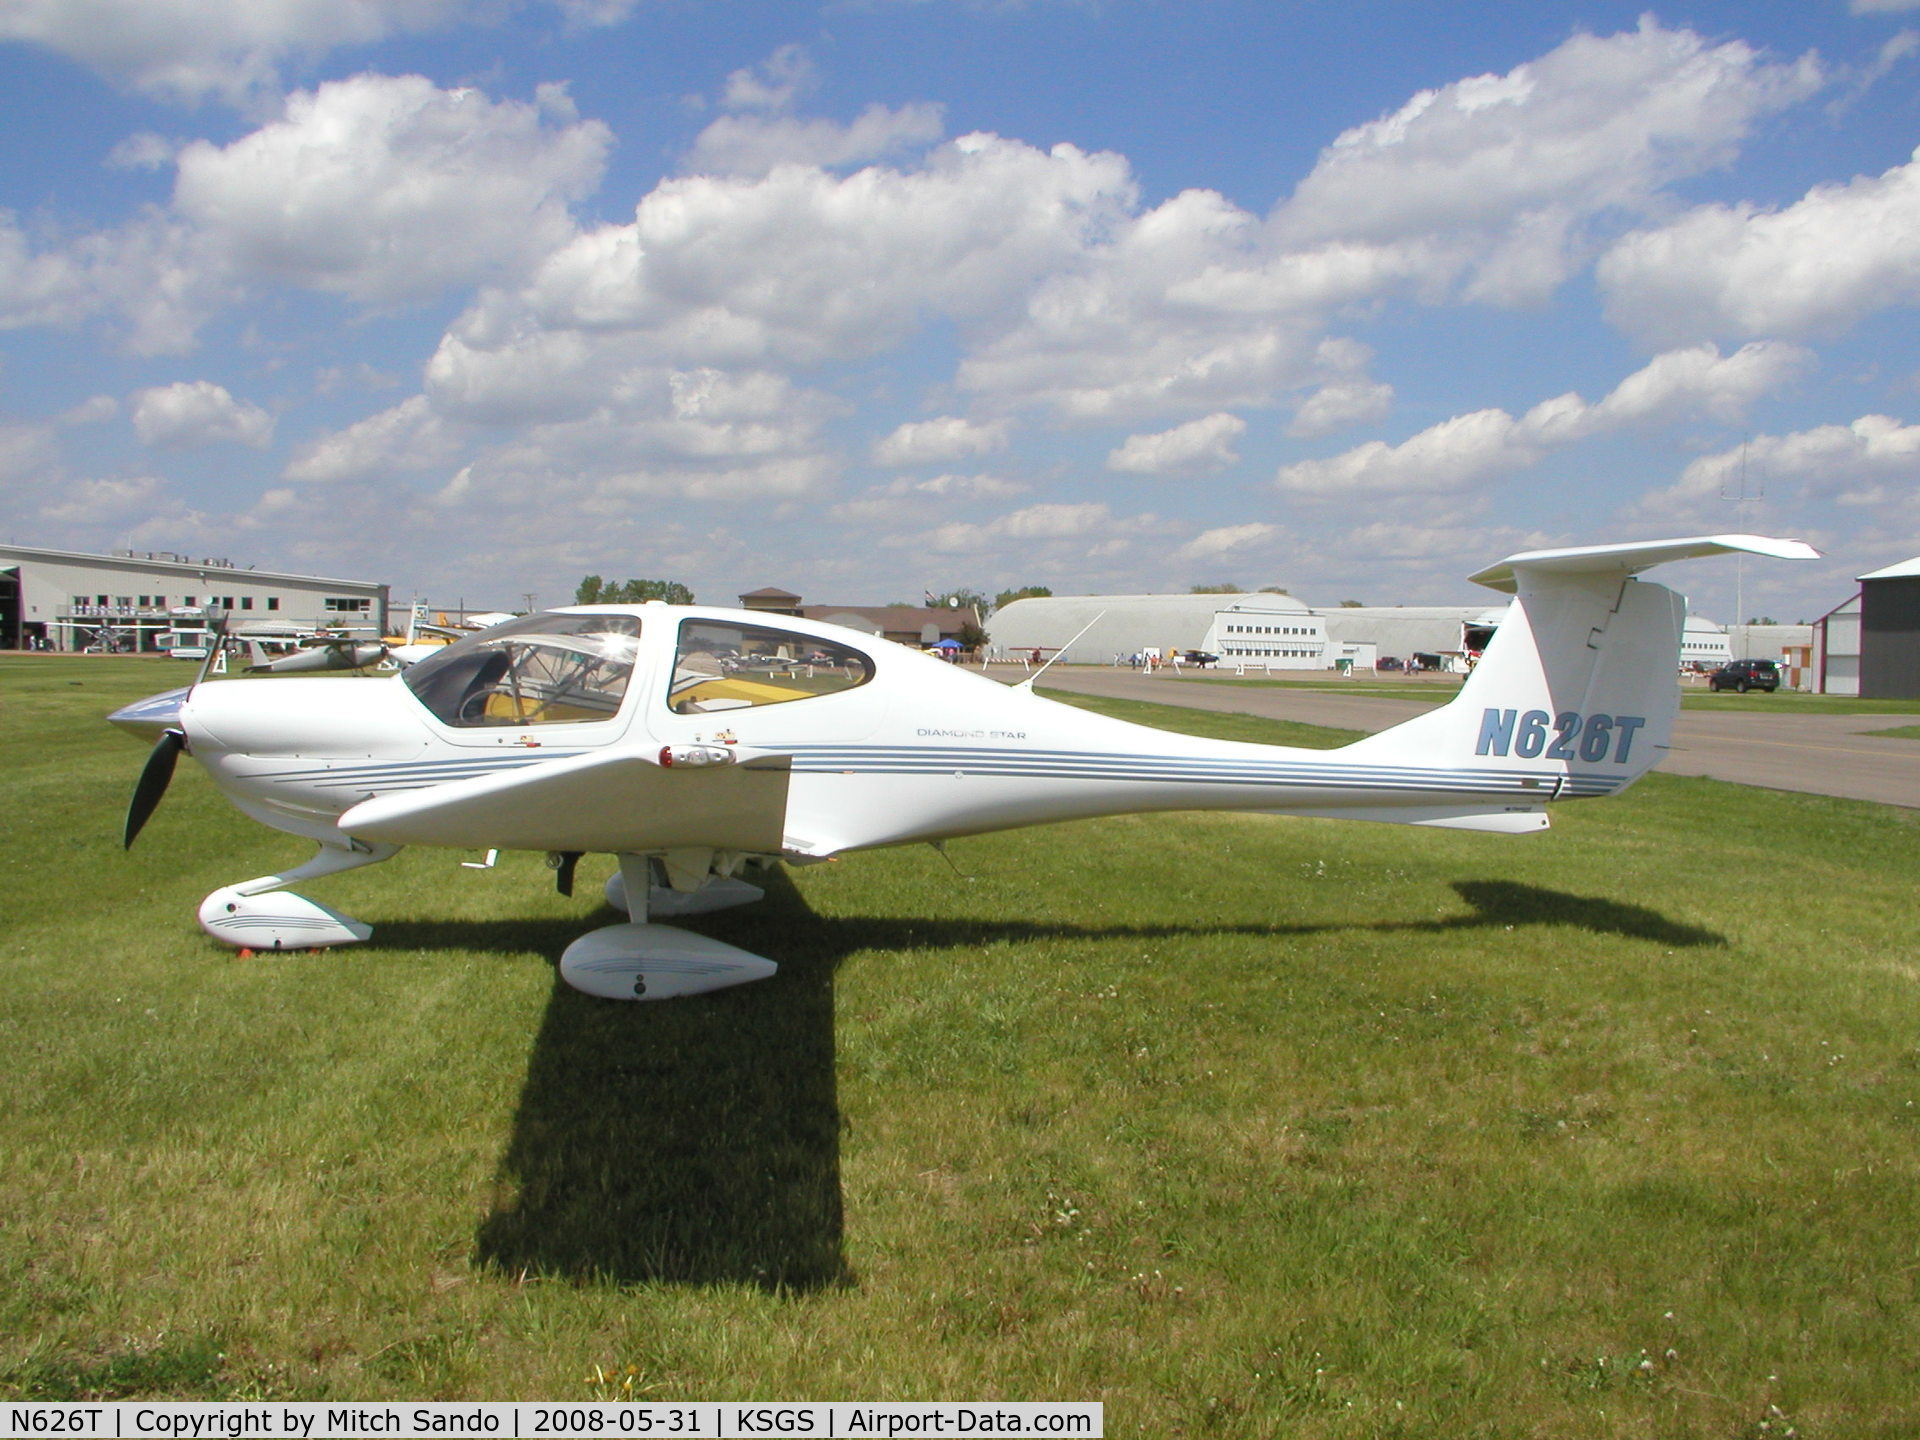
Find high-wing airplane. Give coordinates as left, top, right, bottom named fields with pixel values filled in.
left=111, top=534, right=1814, bottom=1001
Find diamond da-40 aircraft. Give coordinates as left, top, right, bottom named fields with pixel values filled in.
left=110, top=534, right=1813, bottom=1001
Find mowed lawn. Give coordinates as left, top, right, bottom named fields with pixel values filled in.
left=4, top=655, right=1920, bottom=1436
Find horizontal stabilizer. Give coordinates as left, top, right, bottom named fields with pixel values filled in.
left=1469, top=533, right=1819, bottom=594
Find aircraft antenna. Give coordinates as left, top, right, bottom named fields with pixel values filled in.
left=928, top=839, right=973, bottom=882
left=1015, top=611, right=1106, bottom=691
left=188, top=604, right=229, bottom=695
left=1720, top=438, right=1764, bottom=637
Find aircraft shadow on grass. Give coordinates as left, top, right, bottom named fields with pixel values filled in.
left=380, top=872, right=1722, bottom=1293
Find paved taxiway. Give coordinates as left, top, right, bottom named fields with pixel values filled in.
left=1016, top=667, right=1920, bottom=810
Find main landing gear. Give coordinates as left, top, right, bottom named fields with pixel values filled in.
left=196, top=844, right=778, bottom=1000
left=558, top=854, right=775, bottom=1001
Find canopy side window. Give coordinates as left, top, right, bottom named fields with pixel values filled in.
left=404, top=612, right=641, bottom=727
left=670, top=619, right=874, bottom=714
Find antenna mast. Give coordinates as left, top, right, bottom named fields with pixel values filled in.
left=1721, top=440, right=1764, bottom=646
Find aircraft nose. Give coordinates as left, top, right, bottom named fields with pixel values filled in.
left=174, top=674, right=428, bottom=761
left=108, top=687, right=190, bottom=743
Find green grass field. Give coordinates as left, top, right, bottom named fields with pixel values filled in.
left=5, top=656, right=1920, bottom=1435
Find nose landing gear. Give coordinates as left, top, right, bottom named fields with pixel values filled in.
left=196, top=841, right=399, bottom=950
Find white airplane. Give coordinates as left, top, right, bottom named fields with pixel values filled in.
left=111, top=534, right=1813, bottom=1001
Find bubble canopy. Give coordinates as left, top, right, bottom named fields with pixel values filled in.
left=403, top=612, right=641, bottom=727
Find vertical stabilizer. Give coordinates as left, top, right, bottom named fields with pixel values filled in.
left=1341, top=534, right=1817, bottom=800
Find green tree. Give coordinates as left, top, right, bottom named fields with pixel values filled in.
left=1190, top=583, right=1241, bottom=594
left=995, top=585, right=1052, bottom=611
left=929, top=588, right=991, bottom=616
left=576, top=577, right=695, bottom=605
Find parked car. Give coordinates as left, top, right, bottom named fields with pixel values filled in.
left=1178, top=650, right=1219, bottom=667
left=1377, top=656, right=1404, bottom=671
left=1709, top=658, right=1781, bottom=692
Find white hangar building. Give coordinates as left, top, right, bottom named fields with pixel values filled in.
left=989, top=591, right=1326, bottom=667
left=0, top=543, right=390, bottom=652
left=989, top=592, right=1508, bottom=670
left=990, top=590, right=1733, bottom=674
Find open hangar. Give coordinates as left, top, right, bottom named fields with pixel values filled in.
left=1812, top=556, right=1920, bottom=698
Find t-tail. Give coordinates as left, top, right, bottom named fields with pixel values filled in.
left=1315, top=535, right=1817, bottom=831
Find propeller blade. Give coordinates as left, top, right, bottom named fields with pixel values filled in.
left=125, top=728, right=185, bottom=849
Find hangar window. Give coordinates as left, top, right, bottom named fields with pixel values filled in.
left=404, top=612, right=641, bottom=727
left=670, top=618, right=873, bottom=713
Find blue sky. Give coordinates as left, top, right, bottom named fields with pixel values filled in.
left=2, top=1, right=1917, bottom=624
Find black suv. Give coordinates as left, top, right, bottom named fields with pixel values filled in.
left=1709, top=659, right=1781, bottom=693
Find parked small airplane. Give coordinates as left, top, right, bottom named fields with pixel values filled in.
left=112, top=534, right=1813, bottom=1000
left=241, top=630, right=391, bottom=674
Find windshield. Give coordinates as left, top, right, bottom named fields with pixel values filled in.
left=404, top=611, right=641, bottom=727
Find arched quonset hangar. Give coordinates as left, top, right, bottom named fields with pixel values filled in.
left=989, top=592, right=1513, bottom=671
left=989, top=592, right=1320, bottom=666
left=1679, top=614, right=1733, bottom=670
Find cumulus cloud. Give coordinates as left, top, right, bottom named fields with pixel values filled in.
left=955, top=21, right=1823, bottom=421
left=1636, top=414, right=1920, bottom=519
left=369, top=15, right=1835, bottom=466
left=35, top=473, right=160, bottom=524
left=173, top=75, right=611, bottom=305
left=1106, top=412, right=1245, bottom=474
left=916, top=501, right=1139, bottom=554
left=871, top=415, right=1010, bottom=467
left=686, top=103, right=948, bottom=178
left=721, top=43, right=818, bottom=113
left=60, top=394, right=119, bottom=426
left=106, top=132, right=177, bottom=170
left=0, top=0, right=634, bottom=107
left=0, top=76, right=610, bottom=352
left=1275, top=343, right=1808, bottom=496
left=289, top=362, right=844, bottom=524
left=832, top=471, right=1026, bottom=525
left=1276, top=407, right=1544, bottom=498
left=687, top=46, right=943, bottom=176
left=1272, top=18, right=1823, bottom=306
left=1289, top=378, right=1393, bottom=438
left=1284, top=336, right=1393, bottom=438
left=131, top=380, right=273, bottom=448
left=282, top=395, right=452, bottom=482
left=428, top=129, right=1139, bottom=424
left=1173, top=522, right=1277, bottom=563
left=1599, top=148, right=1920, bottom=345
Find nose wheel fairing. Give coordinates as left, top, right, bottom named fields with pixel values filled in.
left=199, top=887, right=374, bottom=949
left=194, top=841, right=398, bottom=951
